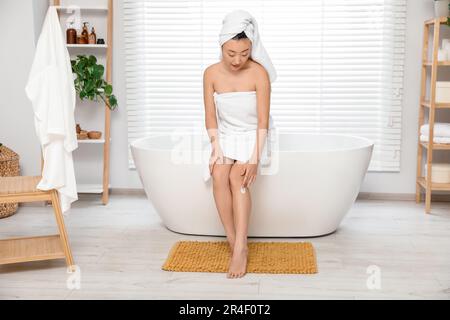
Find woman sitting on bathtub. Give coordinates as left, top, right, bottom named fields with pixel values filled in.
left=203, top=10, right=277, bottom=279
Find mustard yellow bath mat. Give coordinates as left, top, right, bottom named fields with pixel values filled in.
left=162, top=241, right=317, bottom=274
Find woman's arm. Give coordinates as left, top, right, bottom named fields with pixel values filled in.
left=203, top=66, right=220, bottom=147
left=250, top=65, right=271, bottom=164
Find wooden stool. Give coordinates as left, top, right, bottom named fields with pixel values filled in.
left=0, top=176, right=74, bottom=270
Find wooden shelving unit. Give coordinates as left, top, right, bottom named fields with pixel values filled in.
left=53, top=0, right=112, bottom=205
left=416, top=17, right=450, bottom=213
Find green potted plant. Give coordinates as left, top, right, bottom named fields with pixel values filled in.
left=71, top=55, right=118, bottom=110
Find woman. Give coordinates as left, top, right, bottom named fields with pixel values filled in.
left=203, top=10, right=277, bottom=279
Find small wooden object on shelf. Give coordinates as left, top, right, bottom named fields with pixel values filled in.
left=88, top=131, right=102, bottom=139
left=77, top=131, right=88, bottom=140
left=76, top=124, right=102, bottom=140
left=416, top=17, right=450, bottom=213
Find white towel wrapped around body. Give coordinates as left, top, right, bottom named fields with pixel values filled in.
left=202, top=91, right=277, bottom=182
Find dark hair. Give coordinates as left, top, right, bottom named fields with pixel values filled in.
left=231, top=31, right=248, bottom=40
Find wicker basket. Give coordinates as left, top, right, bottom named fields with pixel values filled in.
left=0, top=144, right=20, bottom=218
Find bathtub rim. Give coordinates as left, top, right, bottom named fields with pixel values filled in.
left=164, top=225, right=339, bottom=238
left=130, top=132, right=374, bottom=153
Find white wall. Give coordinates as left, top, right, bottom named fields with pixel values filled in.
left=32, top=0, right=50, bottom=44
left=0, top=0, right=447, bottom=194
left=0, top=0, right=44, bottom=176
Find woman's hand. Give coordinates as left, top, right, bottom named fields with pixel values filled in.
left=241, top=158, right=259, bottom=188
left=209, top=144, right=224, bottom=175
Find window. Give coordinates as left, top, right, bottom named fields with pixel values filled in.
left=124, top=0, right=406, bottom=170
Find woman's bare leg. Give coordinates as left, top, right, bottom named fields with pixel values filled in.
left=211, top=156, right=236, bottom=254
left=227, top=160, right=252, bottom=278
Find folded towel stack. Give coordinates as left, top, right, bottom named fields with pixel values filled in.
left=420, top=122, right=450, bottom=144
left=420, top=135, right=450, bottom=144
left=424, top=163, right=450, bottom=183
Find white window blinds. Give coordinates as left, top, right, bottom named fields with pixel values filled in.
left=124, top=0, right=406, bottom=171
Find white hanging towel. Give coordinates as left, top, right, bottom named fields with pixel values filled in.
left=420, top=123, right=450, bottom=137
left=25, top=6, right=78, bottom=215
left=218, top=10, right=277, bottom=83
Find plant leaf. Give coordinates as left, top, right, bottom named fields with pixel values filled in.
left=109, top=95, right=118, bottom=109
left=104, top=84, right=112, bottom=95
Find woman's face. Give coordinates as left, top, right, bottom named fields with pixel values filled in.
left=222, top=39, right=252, bottom=71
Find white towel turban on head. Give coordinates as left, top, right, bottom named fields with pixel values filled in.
left=219, top=10, right=277, bottom=83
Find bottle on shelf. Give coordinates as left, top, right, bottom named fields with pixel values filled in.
left=88, top=27, right=97, bottom=44
left=78, top=22, right=89, bottom=44
left=66, top=21, right=77, bottom=44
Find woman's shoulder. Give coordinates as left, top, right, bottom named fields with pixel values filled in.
left=203, top=63, right=220, bottom=87
left=248, top=59, right=269, bottom=78
left=204, top=62, right=221, bottom=75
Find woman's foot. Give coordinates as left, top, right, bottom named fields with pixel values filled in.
left=227, top=237, right=235, bottom=256
left=227, top=244, right=248, bottom=279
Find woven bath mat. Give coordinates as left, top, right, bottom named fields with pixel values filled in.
left=162, top=241, right=317, bottom=274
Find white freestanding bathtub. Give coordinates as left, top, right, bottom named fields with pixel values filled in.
left=131, top=133, right=373, bottom=237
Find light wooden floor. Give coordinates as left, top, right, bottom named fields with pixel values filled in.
left=0, top=194, right=449, bottom=300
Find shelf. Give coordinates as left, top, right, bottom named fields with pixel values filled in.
left=425, top=17, right=448, bottom=25
left=417, top=177, right=450, bottom=191
left=421, top=100, right=450, bottom=109
left=0, top=235, right=65, bottom=265
left=55, top=6, right=108, bottom=11
left=420, top=142, right=450, bottom=150
left=77, top=183, right=110, bottom=194
left=417, top=17, right=450, bottom=212
left=77, top=139, right=106, bottom=144
left=423, top=60, right=450, bottom=66
left=67, top=44, right=107, bottom=48
left=54, top=0, right=113, bottom=205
